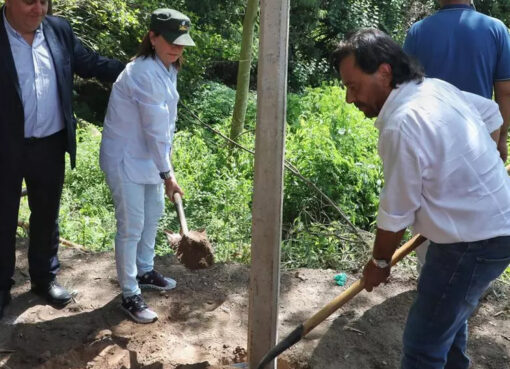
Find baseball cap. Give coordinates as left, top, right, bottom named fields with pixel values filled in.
left=150, top=8, right=196, bottom=47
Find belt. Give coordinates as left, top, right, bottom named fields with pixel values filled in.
left=24, top=130, right=66, bottom=144
left=24, top=136, right=42, bottom=144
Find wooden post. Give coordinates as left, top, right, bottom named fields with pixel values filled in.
left=248, top=0, right=290, bottom=368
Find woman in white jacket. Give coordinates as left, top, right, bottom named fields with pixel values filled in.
left=100, top=8, right=195, bottom=323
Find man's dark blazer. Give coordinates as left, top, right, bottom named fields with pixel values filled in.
left=0, top=6, right=125, bottom=169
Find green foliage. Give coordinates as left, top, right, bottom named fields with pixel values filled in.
left=53, top=0, right=143, bottom=61
left=285, top=84, right=382, bottom=230
left=286, top=0, right=438, bottom=90
left=163, top=126, right=255, bottom=262
left=58, top=124, right=117, bottom=250
left=281, top=219, right=371, bottom=270
left=18, top=123, right=116, bottom=251
left=178, top=82, right=382, bottom=270
left=474, top=0, right=510, bottom=25
left=50, top=0, right=510, bottom=107
left=184, top=82, right=257, bottom=128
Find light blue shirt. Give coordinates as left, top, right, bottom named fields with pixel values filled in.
left=100, top=56, right=179, bottom=184
left=3, top=9, right=64, bottom=138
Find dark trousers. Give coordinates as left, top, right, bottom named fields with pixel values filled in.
left=0, top=130, right=66, bottom=290
left=401, top=236, right=510, bottom=369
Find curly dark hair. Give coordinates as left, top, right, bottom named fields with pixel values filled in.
left=331, top=28, right=423, bottom=88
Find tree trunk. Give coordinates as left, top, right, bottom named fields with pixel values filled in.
left=230, top=0, right=259, bottom=141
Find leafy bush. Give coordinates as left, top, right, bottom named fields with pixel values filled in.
left=162, top=125, right=255, bottom=262
left=53, top=0, right=143, bottom=61
left=177, top=82, right=382, bottom=270
left=18, top=123, right=116, bottom=251
left=285, top=84, right=382, bottom=230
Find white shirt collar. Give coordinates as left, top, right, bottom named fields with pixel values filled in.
left=155, top=55, right=174, bottom=74
left=374, top=80, right=420, bottom=130
left=3, top=7, right=43, bottom=43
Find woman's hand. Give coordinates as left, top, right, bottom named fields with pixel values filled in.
left=164, top=176, right=183, bottom=202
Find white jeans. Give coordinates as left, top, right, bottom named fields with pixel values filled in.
left=105, top=166, right=164, bottom=297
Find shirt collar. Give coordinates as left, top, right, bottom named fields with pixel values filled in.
left=155, top=55, right=173, bottom=74
left=374, top=81, right=419, bottom=130
left=3, top=7, right=43, bottom=43
left=440, top=4, right=473, bottom=11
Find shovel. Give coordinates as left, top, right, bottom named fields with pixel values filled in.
left=168, top=192, right=214, bottom=270
left=174, top=192, right=189, bottom=236
left=255, top=233, right=427, bottom=369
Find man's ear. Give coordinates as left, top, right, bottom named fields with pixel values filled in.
left=378, top=63, right=392, bottom=86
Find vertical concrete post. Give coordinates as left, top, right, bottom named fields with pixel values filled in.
left=248, top=0, right=290, bottom=368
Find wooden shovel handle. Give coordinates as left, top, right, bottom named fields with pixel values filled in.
left=302, top=233, right=427, bottom=335
left=174, top=192, right=189, bottom=235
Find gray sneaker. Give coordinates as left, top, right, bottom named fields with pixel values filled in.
left=137, top=270, right=176, bottom=291
left=121, top=294, right=158, bottom=324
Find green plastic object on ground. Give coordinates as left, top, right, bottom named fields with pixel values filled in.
left=334, top=273, right=347, bottom=286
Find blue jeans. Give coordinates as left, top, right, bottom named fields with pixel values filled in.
left=401, top=236, right=510, bottom=369
left=105, top=166, right=165, bottom=297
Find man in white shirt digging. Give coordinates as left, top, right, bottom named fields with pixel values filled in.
left=331, top=28, right=510, bottom=369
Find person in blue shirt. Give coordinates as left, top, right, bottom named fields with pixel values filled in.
left=403, top=0, right=510, bottom=161
left=100, top=8, right=195, bottom=324
left=0, top=0, right=124, bottom=320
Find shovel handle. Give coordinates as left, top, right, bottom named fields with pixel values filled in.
left=256, top=233, right=427, bottom=369
left=174, top=193, right=189, bottom=235
left=302, top=233, right=426, bottom=335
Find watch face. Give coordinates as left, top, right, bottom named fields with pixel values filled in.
left=373, top=258, right=389, bottom=268
left=160, top=171, right=171, bottom=180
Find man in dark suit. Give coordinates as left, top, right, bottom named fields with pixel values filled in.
left=0, top=0, right=124, bottom=319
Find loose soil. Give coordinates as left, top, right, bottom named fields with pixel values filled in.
left=165, top=230, right=215, bottom=270
left=1, top=238, right=509, bottom=369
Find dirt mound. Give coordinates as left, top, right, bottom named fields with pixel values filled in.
left=0, top=238, right=508, bottom=369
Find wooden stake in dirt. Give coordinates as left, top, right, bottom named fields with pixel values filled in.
left=248, top=1, right=290, bottom=369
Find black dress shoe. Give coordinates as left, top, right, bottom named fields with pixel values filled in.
left=0, top=290, right=12, bottom=320
left=31, top=280, right=73, bottom=307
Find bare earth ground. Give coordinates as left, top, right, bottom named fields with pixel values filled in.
left=0, top=238, right=509, bottom=369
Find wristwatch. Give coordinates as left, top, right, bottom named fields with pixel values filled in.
left=159, top=171, right=172, bottom=180
left=371, top=257, right=390, bottom=269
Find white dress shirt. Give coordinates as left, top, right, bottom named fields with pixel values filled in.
left=375, top=78, right=510, bottom=243
left=100, top=56, right=179, bottom=184
left=3, top=8, right=64, bottom=138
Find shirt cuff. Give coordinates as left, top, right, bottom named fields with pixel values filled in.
left=156, top=156, right=172, bottom=174
left=376, top=206, right=414, bottom=232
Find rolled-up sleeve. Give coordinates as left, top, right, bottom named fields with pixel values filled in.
left=129, top=71, right=172, bottom=174
left=376, top=127, right=422, bottom=231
